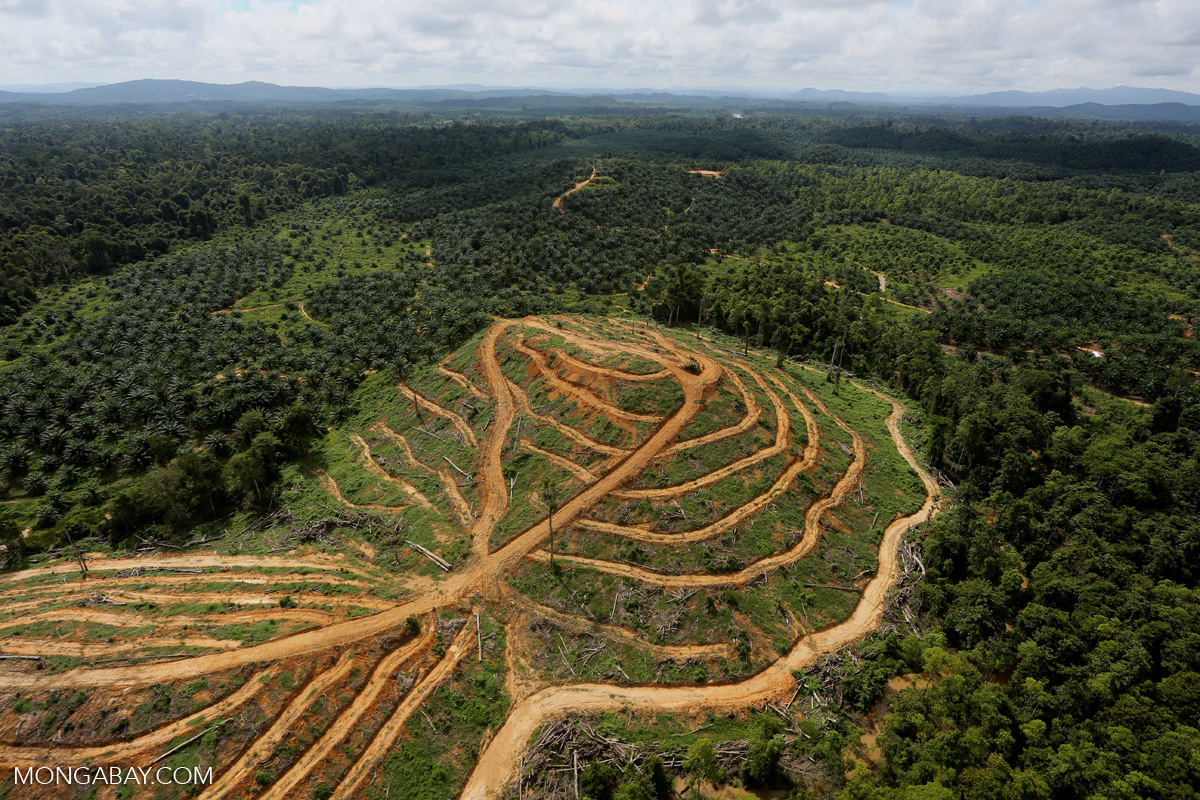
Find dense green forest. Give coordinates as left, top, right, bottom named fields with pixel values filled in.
left=0, top=112, right=568, bottom=324
left=1, top=107, right=1198, bottom=799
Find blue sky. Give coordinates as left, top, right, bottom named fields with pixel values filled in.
left=0, top=0, right=1196, bottom=93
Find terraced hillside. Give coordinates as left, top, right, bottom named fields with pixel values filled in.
left=0, top=316, right=939, bottom=799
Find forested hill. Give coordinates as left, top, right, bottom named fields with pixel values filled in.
left=1, top=109, right=1199, bottom=800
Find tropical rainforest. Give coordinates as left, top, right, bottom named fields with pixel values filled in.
left=0, top=104, right=1198, bottom=800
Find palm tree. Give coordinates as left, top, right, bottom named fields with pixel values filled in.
left=0, top=444, right=31, bottom=478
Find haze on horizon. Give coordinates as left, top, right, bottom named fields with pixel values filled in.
left=1, top=0, right=1198, bottom=96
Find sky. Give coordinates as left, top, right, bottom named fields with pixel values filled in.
left=1, top=0, right=1198, bottom=94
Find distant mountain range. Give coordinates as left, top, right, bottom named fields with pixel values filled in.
left=782, top=85, right=1200, bottom=108
left=0, top=79, right=558, bottom=106
left=2, top=79, right=1200, bottom=121
left=0, top=81, right=101, bottom=93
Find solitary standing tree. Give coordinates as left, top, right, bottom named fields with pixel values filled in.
left=773, top=326, right=791, bottom=369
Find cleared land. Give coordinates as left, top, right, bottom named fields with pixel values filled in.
left=0, top=316, right=938, bottom=799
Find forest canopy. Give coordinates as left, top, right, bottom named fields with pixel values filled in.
left=1, top=106, right=1198, bottom=800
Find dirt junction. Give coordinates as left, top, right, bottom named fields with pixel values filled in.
left=0, top=315, right=940, bottom=800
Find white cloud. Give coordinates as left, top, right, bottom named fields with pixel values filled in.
left=0, top=0, right=1197, bottom=92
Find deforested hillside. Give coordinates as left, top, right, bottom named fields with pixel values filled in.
left=1, top=111, right=1199, bottom=800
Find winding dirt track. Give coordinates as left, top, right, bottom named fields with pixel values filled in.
left=517, top=340, right=661, bottom=428
left=0, top=573, right=374, bottom=599
left=472, top=321, right=520, bottom=555
left=7, top=607, right=340, bottom=634
left=0, top=318, right=714, bottom=692
left=519, top=440, right=599, bottom=483
left=611, top=371, right=789, bottom=500
left=329, top=624, right=475, bottom=800
left=508, top=590, right=734, bottom=662
left=255, top=631, right=437, bottom=800
left=528, top=410, right=862, bottom=587
left=297, top=300, right=327, bottom=325
left=94, top=588, right=393, bottom=611
left=505, top=372, right=630, bottom=457
left=661, top=368, right=761, bottom=455
left=349, top=434, right=439, bottom=512
left=0, top=555, right=373, bottom=586
left=198, top=654, right=358, bottom=800
left=0, top=316, right=940, bottom=800
left=552, top=166, right=597, bottom=212
left=2, top=587, right=388, bottom=615
left=438, top=353, right=491, bottom=400
left=317, top=471, right=411, bottom=516
left=460, top=383, right=940, bottom=799
left=547, top=348, right=669, bottom=382
left=397, top=384, right=479, bottom=447
left=0, top=667, right=274, bottom=767
left=567, top=365, right=826, bottom=547
left=0, top=636, right=243, bottom=657
left=370, top=421, right=476, bottom=526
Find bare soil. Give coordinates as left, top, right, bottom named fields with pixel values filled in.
left=0, top=316, right=940, bottom=800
